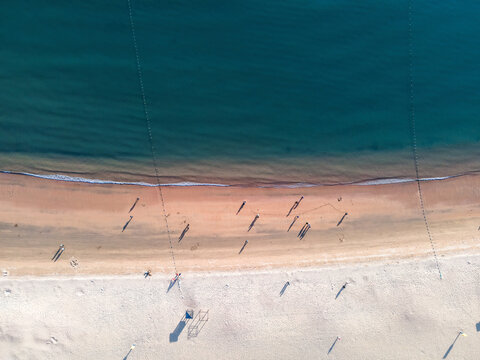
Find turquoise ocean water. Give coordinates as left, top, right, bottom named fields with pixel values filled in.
left=1, top=1, right=479, bottom=185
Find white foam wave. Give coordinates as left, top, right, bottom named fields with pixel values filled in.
left=0, top=171, right=230, bottom=187
left=354, top=175, right=457, bottom=185
left=0, top=170, right=465, bottom=188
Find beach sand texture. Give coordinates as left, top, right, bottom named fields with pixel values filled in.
left=1, top=173, right=480, bottom=276
left=1, top=255, right=480, bottom=359
left=2, top=172, right=480, bottom=359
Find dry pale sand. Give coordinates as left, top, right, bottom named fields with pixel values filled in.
left=1, top=254, right=480, bottom=359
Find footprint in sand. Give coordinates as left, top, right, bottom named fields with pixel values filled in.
left=46, top=336, right=58, bottom=345
left=4, top=289, right=11, bottom=296
left=76, top=289, right=85, bottom=297
left=53, top=286, right=63, bottom=295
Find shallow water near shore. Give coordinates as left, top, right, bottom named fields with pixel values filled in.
left=1, top=1, right=480, bottom=183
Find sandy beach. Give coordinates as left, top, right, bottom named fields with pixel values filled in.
left=3, top=0, right=480, bottom=357
left=2, top=172, right=480, bottom=359
left=1, top=172, right=480, bottom=276
left=1, top=254, right=480, bottom=359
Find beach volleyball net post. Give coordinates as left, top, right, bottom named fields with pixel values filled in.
left=188, top=310, right=209, bottom=338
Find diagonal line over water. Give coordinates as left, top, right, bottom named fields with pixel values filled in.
left=126, top=0, right=179, bottom=277
left=408, top=0, right=442, bottom=280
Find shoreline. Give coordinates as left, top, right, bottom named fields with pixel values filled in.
left=4, top=142, right=480, bottom=186
left=1, top=169, right=479, bottom=188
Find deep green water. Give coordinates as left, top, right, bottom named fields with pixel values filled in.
left=1, top=1, right=479, bottom=184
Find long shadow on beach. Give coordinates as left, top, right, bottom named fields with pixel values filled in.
left=327, top=337, right=339, bottom=355
left=169, top=319, right=187, bottom=342
left=335, top=285, right=346, bottom=300
left=443, top=332, right=463, bottom=359
left=279, top=282, right=290, bottom=296
left=51, top=249, right=61, bottom=261
left=122, top=347, right=134, bottom=360
left=166, top=280, right=176, bottom=293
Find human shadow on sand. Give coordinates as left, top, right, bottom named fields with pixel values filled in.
left=122, top=345, right=135, bottom=360
left=169, top=320, right=186, bottom=342
left=169, top=311, right=193, bottom=343
left=335, top=283, right=348, bottom=299
left=167, top=279, right=177, bottom=293
left=279, top=281, right=290, bottom=296
left=327, top=337, right=340, bottom=354
left=443, top=332, right=463, bottom=359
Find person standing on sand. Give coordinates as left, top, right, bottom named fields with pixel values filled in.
left=298, top=222, right=307, bottom=237
left=293, top=196, right=304, bottom=210
left=299, top=223, right=311, bottom=240
left=280, top=281, right=291, bottom=296
left=298, top=222, right=309, bottom=238
left=51, top=244, right=64, bottom=261
left=52, top=244, right=65, bottom=262
left=179, top=224, right=190, bottom=242
left=239, top=240, right=249, bottom=254
left=287, top=202, right=297, bottom=217
left=288, top=215, right=299, bottom=232
left=122, top=216, right=133, bottom=232
left=327, top=336, right=341, bottom=355
left=129, top=197, right=140, bottom=213
left=287, top=196, right=304, bottom=217
left=248, top=214, right=259, bottom=231
left=337, top=212, right=348, bottom=227
left=237, top=201, right=246, bottom=215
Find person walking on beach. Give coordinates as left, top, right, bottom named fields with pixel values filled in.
left=293, top=196, right=304, bottom=210
left=237, top=201, right=246, bottom=215
left=51, top=244, right=62, bottom=261
left=297, top=222, right=311, bottom=240
left=328, top=336, right=341, bottom=354
left=287, top=215, right=299, bottom=232
left=337, top=212, right=348, bottom=227
left=287, top=196, right=304, bottom=217
left=55, top=244, right=65, bottom=262
left=123, top=343, right=136, bottom=360
left=248, top=214, right=259, bottom=232
left=179, top=224, right=190, bottom=242
left=298, top=222, right=307, bottom=237
left=239, top=240, right=249, bottom=254
left=287, top=203, right=296, bottom=217
left=51, top=244, right=65, bottom=262
left=302, top=224, right=311, bottom=239
left=122, top=216, right=133, bottom=232
left=335, top=282, right=348, bottom=299
left=167, top=273, right=182, bottom=293
left=122, top=215, right=133, bottom=232
left=299, top=223, right=311, bottom=240
left=129, top=197, right=140, bottom=213
left=280, top=281, right=291, bottom=296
